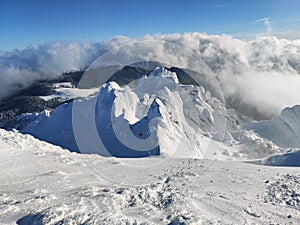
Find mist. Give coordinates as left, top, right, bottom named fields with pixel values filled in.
left=1, top=33, right=300, bottom=119
left=0, top=41, right=104, bottom=98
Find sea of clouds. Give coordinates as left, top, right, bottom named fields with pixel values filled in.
left=1, top=33, right=300, bottom=119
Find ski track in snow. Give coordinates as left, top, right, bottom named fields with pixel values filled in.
left=0, top=129, right=300, bottom=224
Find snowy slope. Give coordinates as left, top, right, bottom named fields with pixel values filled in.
left=245, top=105, right=300, bottom=148
left=0, top=128, right=300, bottom=224
left=254, top=149, right=300, bottom=167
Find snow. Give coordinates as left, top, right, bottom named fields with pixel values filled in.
left=2, top=34, right=300, bottom=123
left=149, top=67, right=179, bottom=84
left=39, top=82, right=99, bottom=101
left=245, top=105, right=300, bottom=148
left=1, top=129, right=300, bottom=224
left=253, top=149, right=300, bottom=167
left=21, top=67, right=226, bottom=158
left=19, top=67, right=294, bottom=162
left=2, top=66, right=300, bottom=224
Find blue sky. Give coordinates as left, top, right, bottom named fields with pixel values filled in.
left=1, top=0, right=300, bottom=50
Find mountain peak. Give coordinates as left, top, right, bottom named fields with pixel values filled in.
left=149, top=67, right=179, bottom=84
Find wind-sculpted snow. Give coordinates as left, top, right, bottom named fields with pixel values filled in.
left=1, top=33, right=300, bottom=119
left=245, top=105, right=300, bottom=148
left=21, top=67, right=226, bottom=158
left=19, top=67, right=285, bottom=160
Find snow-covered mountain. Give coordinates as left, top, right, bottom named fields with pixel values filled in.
left=19, top=67, right=222, bottom=157
left=15, top=66, right=286, bottom=161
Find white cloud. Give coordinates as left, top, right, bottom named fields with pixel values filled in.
left=1, top=33, right=300, bottom=120
left=0, top=41, right=105, bottom=98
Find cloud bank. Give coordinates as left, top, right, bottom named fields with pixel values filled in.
left=1, top=33, right=300, bottom=119
left=0, top=41, right=105, bottom=98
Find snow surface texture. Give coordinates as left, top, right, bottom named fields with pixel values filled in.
left=1, top=129, right=300, bottom=224
left=19, top=67, right=287, bottom=160
left=1, top=33, right=300, bottom=120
